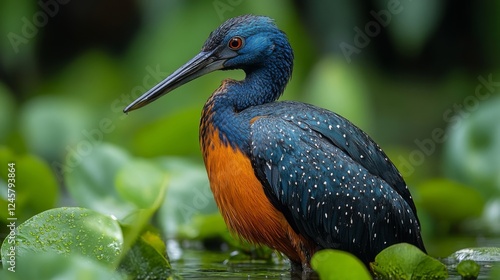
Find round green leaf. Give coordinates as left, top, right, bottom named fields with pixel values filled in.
left=65, top=143, right=136, bottom=219
left=155, top=157, right=218, bottom=238
left=0, top=252, right=123, bottom=280
left=1, top=207, right=123, bottom=267
left=457, top=260, right=480, bottom=280
left=370, top=243, right=448, bottom=280
left=20, top=96, right=93, bottom=160
left=311, top=249, right=371, bottom=280
left=115, top=160, right=167, bottom=209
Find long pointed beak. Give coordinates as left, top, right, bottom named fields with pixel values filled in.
left=124, top=49, right=227, bottom=113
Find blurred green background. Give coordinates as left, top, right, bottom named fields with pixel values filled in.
left=1, top=0, right=500, bottom=265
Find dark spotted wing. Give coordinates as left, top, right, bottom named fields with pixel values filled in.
left=247, top=101, right=425, bottom=263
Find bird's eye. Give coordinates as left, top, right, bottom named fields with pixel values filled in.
left=228, top=36, right=244, bottom=50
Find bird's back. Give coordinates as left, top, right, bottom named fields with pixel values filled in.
left=241, top=101, right=426, bottom=264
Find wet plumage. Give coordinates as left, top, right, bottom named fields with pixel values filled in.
left=124, top=14, right=426, bottom=269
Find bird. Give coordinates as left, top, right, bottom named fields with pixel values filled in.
left=124, top=14, right=426, bottom=270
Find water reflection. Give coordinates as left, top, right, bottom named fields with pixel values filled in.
left=168, top=240, right=498, bottom=279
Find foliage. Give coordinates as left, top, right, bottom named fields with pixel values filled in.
left=450, top=248, right=500, bottom=280
left=370, top=243, right=448, bottom=280
left=1, top=144, right=170, bottom=278
left=118, top=231, right=171, bottom=279
left=0, top=252, right=122, bottom=280
left=456, top=260, right=480, bottom=280
left=1, top=207, right=123, bottom=266
left=64, top=144, right=136, bottom=219
left=154, top=157, right=219, bottom=239
left=311, top=249, right=371, bottom=280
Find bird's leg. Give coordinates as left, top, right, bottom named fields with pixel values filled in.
left=290, top=260, right=317, bottom=274
left=289, top=262, right=319, bottom=280
left=290, top=260, right=303, bottom=272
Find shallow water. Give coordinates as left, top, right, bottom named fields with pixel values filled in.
left=168, top=241, right=498, bottom=279
left=169, top=242, right=318, bottom=279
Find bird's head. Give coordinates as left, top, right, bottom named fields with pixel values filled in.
left=124, top=14, right=292, bottom=113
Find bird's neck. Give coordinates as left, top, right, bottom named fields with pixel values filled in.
left=201, top=45, right=293, bottom=150
left=224, top=53, right=293, bottom=111
left=211, top=30, right=294, bottom=111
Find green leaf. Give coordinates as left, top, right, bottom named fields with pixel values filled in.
left=119, top=231, right=171, bottom=279
left=311, top=249, right=371, bottom=280
left=141, top=231, right=168, bottom=260
left=457, top=260, right=480, bottom=280
left=0, top=252, right=123, bottom=280
left=370, top=243, right=448, bottom=280
left=1, top=207, right=123, bottom=268
left=65, top=143, right=136, bottom=219
left=20, top=96, right=93, bottom=160
left=114, top=160, right=169, bottom=268
left=0, top=148, right=58, bottom=223
left=155, top=157, right=218, bottom=238
left=115, top=160, right=168, bottom=209
left=63, top=144, right=171, bottom=271
left=417, top=178, right=484, bottom=224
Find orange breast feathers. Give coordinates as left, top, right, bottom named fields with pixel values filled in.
left=200, top=125, right=315, bottom=264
